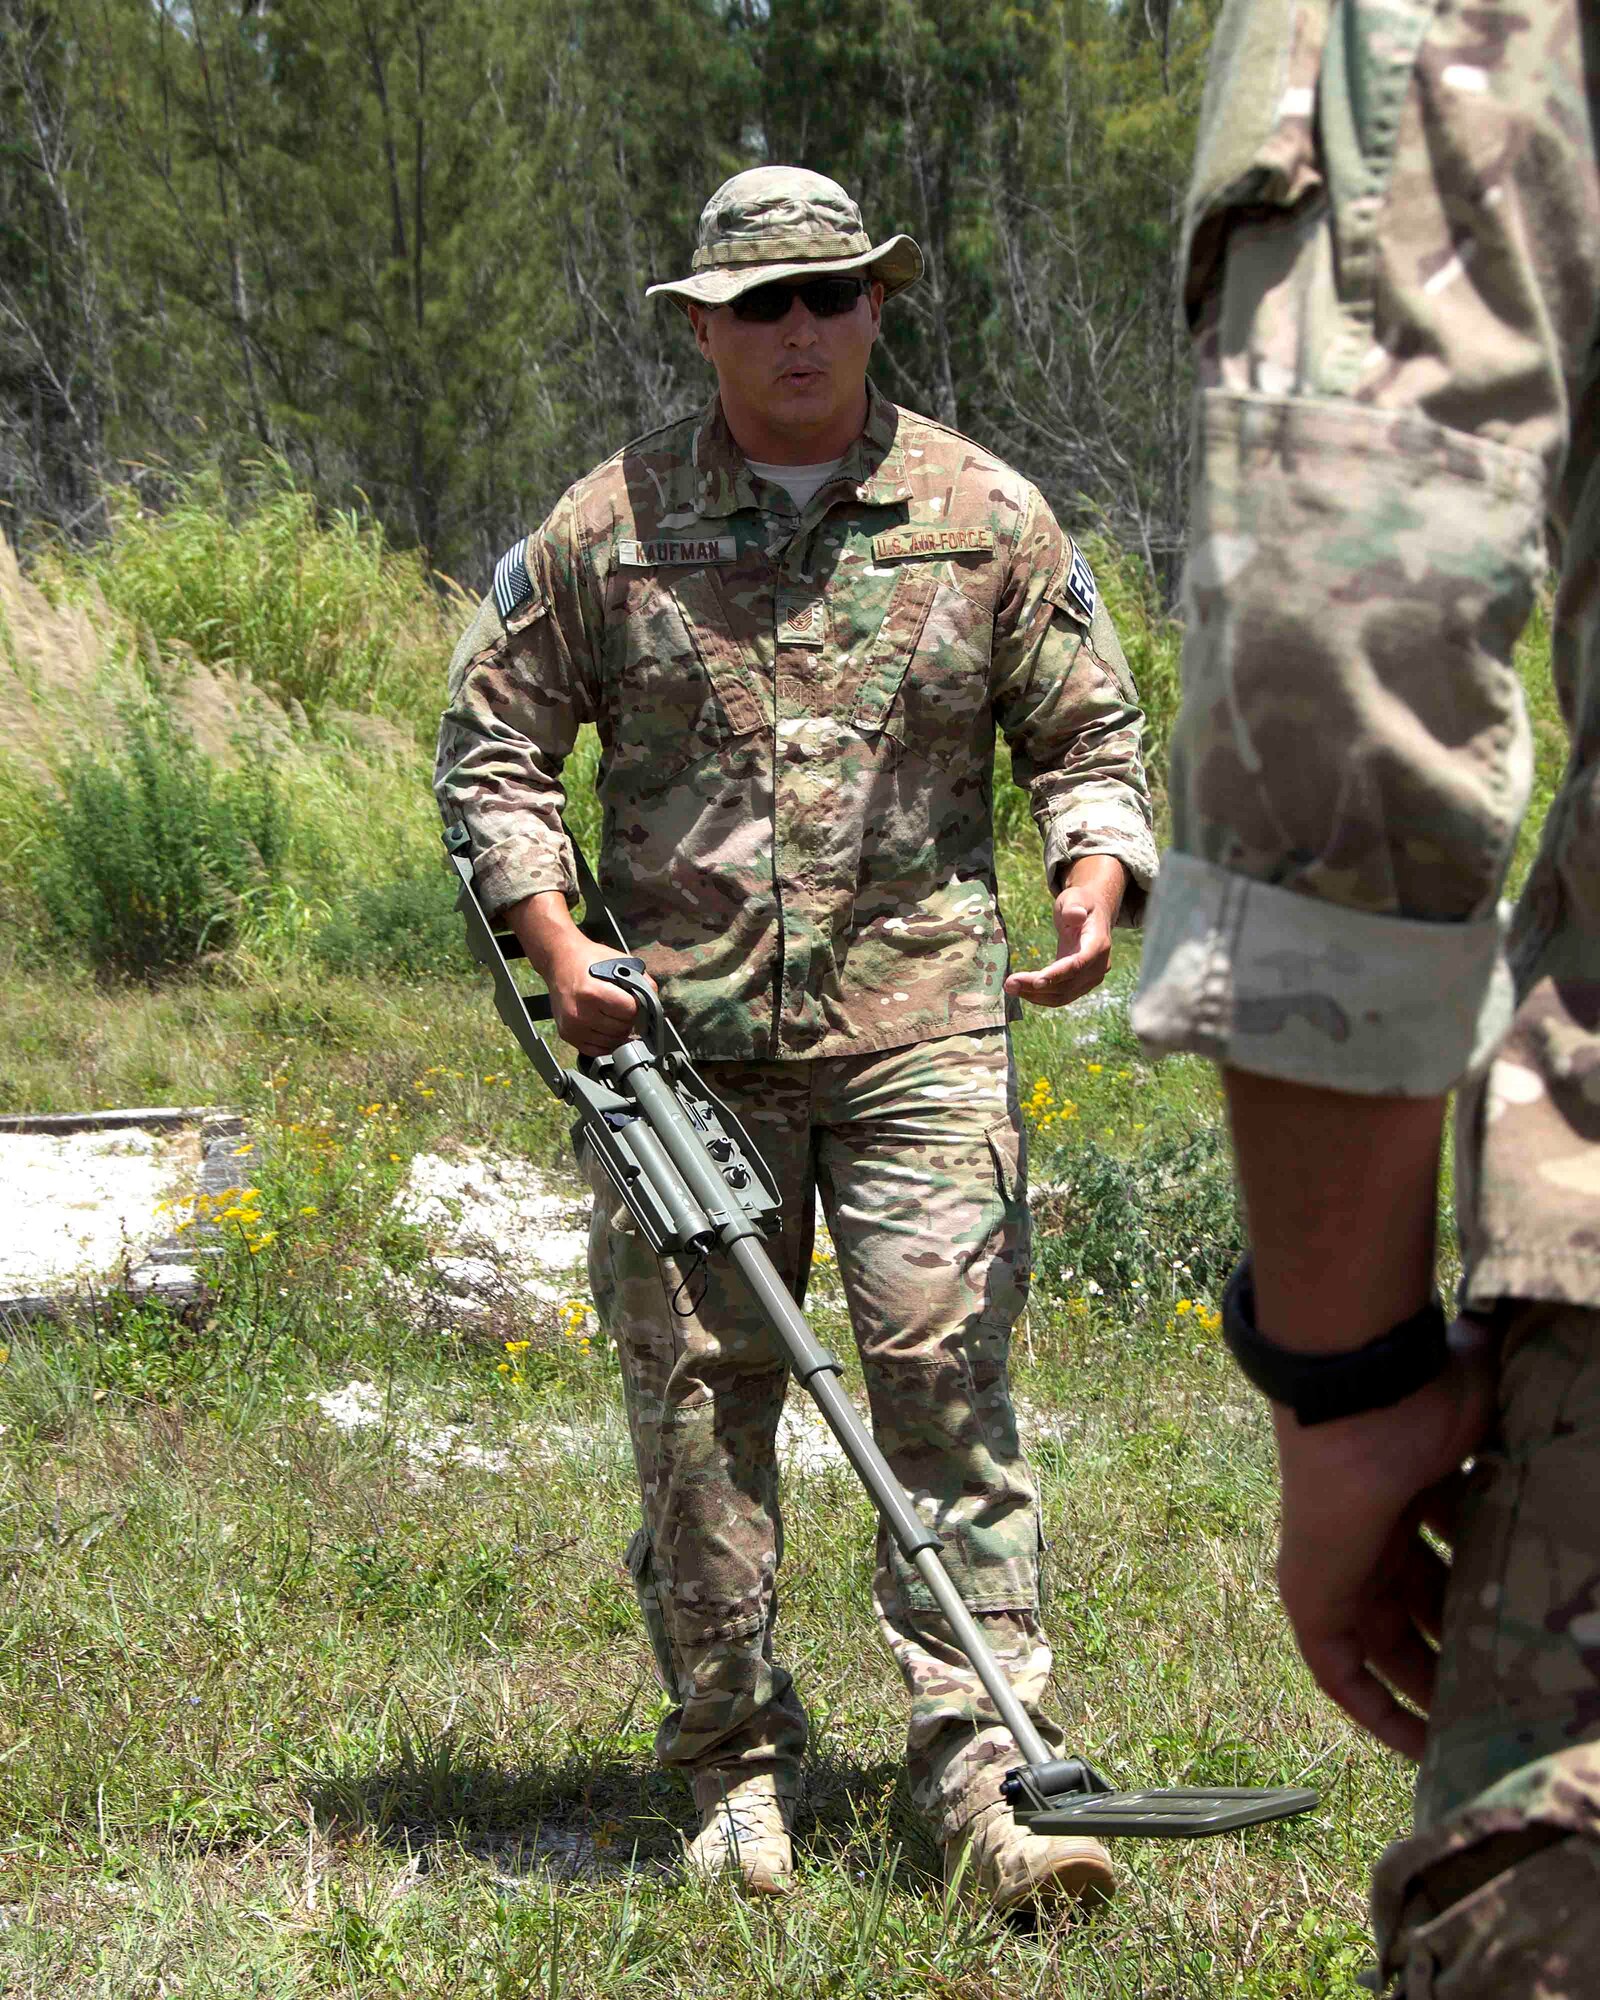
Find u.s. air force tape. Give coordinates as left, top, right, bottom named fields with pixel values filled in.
left=616, top=538, right=737, bottom=567
left=492, top=539, right=534, bottom=619
left=871, top=527, right=996, bottom=562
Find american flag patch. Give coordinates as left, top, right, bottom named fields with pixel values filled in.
left=492, top=539, right=533, bottom=620
left=1064, top=544, right=1096, bottom=625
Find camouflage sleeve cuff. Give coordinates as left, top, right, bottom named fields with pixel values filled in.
left=465, top=831, right=580, bottom=922
left=1130, top=851, right=1515, bottom=1094
left=1040, top=802, right=1160, bottom=927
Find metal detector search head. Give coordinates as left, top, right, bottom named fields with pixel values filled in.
left=1002, top=1757, right=1317, bottom=1839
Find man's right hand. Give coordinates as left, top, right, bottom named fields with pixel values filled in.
left=505, top=890, right=649, bottom=1058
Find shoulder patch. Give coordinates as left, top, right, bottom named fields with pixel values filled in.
left=1062, top=542, right=1097, bottom=625
left=492, top=539, right=534, bottom=621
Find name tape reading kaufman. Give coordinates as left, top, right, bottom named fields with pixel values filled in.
left=617, top=538, right=738, bottom=567
left=871, top=528, right=996, bottom=563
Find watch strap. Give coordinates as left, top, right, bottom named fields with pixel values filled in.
left=1221, top=1256, right=1450, bottom=1427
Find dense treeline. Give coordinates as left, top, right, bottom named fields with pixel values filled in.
left=2, top=0, right=1215, bottom=591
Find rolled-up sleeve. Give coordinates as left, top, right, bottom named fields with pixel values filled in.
left=434, top=493, right=602, bottom=919
left=991, top=491, right=1159, bottom=921
left=1131, top=0, right=1589, bottom=1094
left=1133, top=393, right=1544, bottom=1089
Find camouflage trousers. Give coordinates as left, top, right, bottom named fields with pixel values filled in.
left=585, top=1027, right=1065, bottom=1839
left=1372, top=1302, right=1600, bottom=1997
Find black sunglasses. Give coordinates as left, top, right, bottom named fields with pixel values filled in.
left=726, top=277, right=868, bottom=323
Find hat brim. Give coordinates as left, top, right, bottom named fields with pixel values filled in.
left=646, top=234, right=923, bottom=308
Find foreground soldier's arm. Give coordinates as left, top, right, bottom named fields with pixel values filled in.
left=990, top=489, right=1158, bottom=1008
left=435, top=496, right=637, bottom=1055
left=1132, top=0, right=1595, bottom=1762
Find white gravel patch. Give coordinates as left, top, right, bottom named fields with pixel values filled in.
left=395, top=1152, right=589, bottom=1268
left=0, top=1127, right=200, bottom=1293
left=777, top=1394, right=853, bottom=1475
left=311, top=1377, right=630, bottom=1484
left=390, top=1151, right=591, bottom=1321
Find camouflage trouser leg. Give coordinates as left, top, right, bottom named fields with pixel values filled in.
left=586, top=1026, right=1063, bottom=1832
left=1371, top=1303, right=1600, bottom=1997
left=814, top=1030, right=1062, bottom=1839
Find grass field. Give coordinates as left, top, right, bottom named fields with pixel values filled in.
left=0, top=497, right=1568, bottom=1996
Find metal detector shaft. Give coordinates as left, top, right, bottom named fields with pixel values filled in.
left=723, top=1234, right=1055, bottom=1773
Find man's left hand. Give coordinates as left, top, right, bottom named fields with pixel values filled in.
left=1271, top=1324, right=1495, bottom=1761
left=1004, top=855, right=1125, bottom=1008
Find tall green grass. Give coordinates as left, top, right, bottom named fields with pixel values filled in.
left=37, top=460, right=461, bottom=733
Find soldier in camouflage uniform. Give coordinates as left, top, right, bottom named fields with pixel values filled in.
left=437, top=166, right=1157, bottom=1910
left=1132, top=2, right=1600, bottom=1991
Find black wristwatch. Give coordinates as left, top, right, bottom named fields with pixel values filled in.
left=1221, top=1255, right=1450, bottom=1427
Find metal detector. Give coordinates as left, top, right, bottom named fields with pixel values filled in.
left=444, top=826, right=1317, bottom=1841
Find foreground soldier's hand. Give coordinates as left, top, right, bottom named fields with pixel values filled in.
left=505, top=889, right=655, bottom=1058
left=1270, top=1327, right=1495, bottom=1763
left=1004, top=855, right=1126, bottom=1009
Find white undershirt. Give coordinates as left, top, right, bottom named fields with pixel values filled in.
left=747, top=457, right=845, bottom=513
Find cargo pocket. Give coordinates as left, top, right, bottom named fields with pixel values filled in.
left=624, top=1526, right=681, bottom=1699
left=983, top=1118, right=1031, bottom=1316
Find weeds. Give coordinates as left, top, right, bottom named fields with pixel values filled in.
left=1032, top=1126, right=1243, bottom=1313
left=309, top=870, right=472, bottom=979
left=33, top=706, right=289, bottom=978
left=38, top=460, right=461, bottom=731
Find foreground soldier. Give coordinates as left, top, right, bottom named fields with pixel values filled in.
left=437, top=166, right=1156, bottom=1910
left=1133, top=1, right=1600, bottom=1990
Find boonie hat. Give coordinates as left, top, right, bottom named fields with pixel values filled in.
left=647, top=165, right=924, bottom=309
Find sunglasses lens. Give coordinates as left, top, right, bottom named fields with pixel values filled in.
left=729, top=278, right=864, bottom=322
left=807, top=279, right=864, bottom=316
left=729, top=285, right=794, bottom=323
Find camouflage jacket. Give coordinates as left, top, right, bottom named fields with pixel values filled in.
left=437, top=385, right=1156, bottom=1062
left=1131, top=0, right=1600, bottom=1308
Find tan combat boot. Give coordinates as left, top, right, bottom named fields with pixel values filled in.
left=684, top=1768, right=799, bottom=1895
left=943, top=1798, right=1115, bottom=1918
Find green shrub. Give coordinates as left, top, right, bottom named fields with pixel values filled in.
left=38, top=459, right=456, bottom=731
left=1032, top=1126, right=1243, bottom=1311
left=309, top=870, right=471, bottom=979
left=34, top=708, right=287, bottom=979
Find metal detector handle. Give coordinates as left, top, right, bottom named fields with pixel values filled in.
left=588, top=956, right=666, bottom=1065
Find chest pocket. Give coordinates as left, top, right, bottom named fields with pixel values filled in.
left=848, top=561, right=944, bottom=743
left=849, top=550, right=1003, bottom=755
left=602, top=563, right=767, bottom=782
